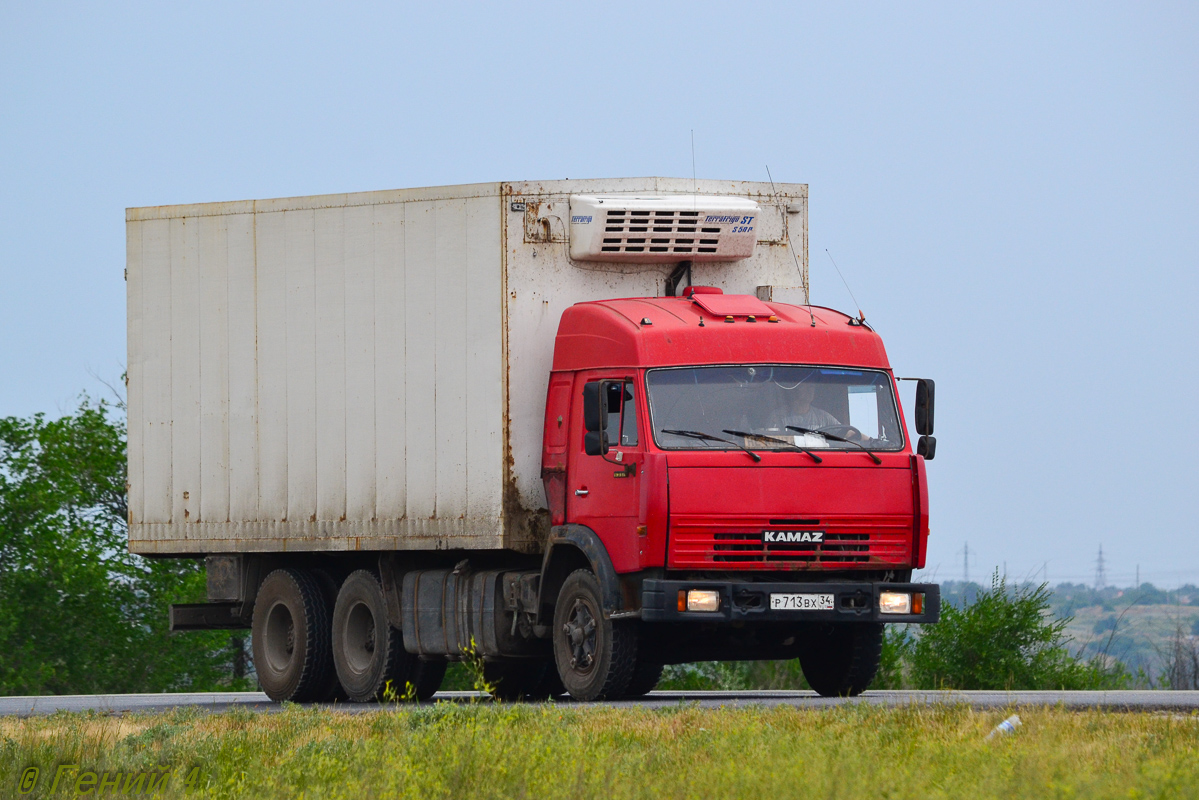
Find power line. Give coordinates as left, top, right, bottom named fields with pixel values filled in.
left=919, top=561, right=1199, bottom=588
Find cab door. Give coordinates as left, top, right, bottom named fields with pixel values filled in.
left=567, top=375, right=643, bottom=573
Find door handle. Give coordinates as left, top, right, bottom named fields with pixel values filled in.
left=575, top=488, right=589, bottom=497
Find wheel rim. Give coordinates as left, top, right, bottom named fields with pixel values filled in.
left=562, top=597, right=598, bottom=673
left=265, top=600, right=296, bottom=674
left=343, top=600, right=376, bottom=675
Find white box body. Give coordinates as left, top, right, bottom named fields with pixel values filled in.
left=125, top=178, right=808, bottom=555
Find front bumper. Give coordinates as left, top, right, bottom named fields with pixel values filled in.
left=640, top=580, right=940, bottom=624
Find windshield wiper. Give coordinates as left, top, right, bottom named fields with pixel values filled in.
left=661, top=429, right=761, bottom=462
left=722, top=429, right=823, bottom=464
left=786, top=425, right=882, bottom=465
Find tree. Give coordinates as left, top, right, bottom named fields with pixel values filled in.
left=0, top=397, right=245, bottom=695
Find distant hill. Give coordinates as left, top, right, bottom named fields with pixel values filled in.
left=935, top=580, right=1199, bottom=680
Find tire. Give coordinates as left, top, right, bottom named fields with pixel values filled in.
left=797, top=623, right=884, bottom=697
left=483, top=660, right=549, bottom=701
left=623, top=660, right=664, bottom=698
left=409, top=658, right=447, bottom=701
left=251, top=568, right=335, bottom=702
left=312, top=569, right=348, bottom=702
left=552, top=569, right=637, bottom=701
left=332, top=570, right=411, bottom=702
left=530, top=660, right=567, bottom=699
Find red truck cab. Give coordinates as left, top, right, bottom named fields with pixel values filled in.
left=539, top=289, right=938, bottom=698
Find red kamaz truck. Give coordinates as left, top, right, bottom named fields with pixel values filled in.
left=127, top=179, right=938, bottom=702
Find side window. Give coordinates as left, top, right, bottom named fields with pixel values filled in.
left=599, top=380, right=639, bottom=448
left=605, top=382, right=623, bottom=437
left=619, top=382, right=638, bottom=446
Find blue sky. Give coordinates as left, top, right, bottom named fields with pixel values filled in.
left=2, top=2, right=1196, bottom=585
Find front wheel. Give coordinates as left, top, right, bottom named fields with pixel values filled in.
left=797, top=623, right=884, bottom=697
left=552, top=569, right=637, bottom=701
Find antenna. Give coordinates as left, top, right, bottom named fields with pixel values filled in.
left=962, top=542, right=970, bottom=583
left=825, top=249, right=866, bottom=324
left=691, top=130, right=697, bottom=198
left=766, top=165, right=816, bottom=327
left=1094, top=545, right=1107, bottom=590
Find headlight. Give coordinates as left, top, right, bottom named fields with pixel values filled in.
left=879, top=592, right=912, bottom=615
left=678, top=589, right=721, bottom=612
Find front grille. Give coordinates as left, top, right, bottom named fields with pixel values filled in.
left=712, top=531, right=870, bottom=563
left=669, top=514, right=911, bottom=569
left=600, top=209, right=721, bottom=254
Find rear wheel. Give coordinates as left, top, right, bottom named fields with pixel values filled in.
left=409, top=658, right=447, bottom=700
left=252, top=568, right=334, bottom=702
left=483, top=660, right=549, bottom=701
left=552, top=569, right=637, bottom=701
left=797, top=623, right=884, bottom=697
left=312, top=569, right=347, bottom=702
left=332, top=570, right=409, bottom=702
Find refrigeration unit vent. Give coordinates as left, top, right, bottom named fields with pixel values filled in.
left=569, top=194, right=761, bottom=263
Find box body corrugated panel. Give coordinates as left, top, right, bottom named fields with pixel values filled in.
left=126, top=178, right=807, bottom=556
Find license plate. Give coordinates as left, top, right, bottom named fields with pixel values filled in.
left=770, top=593, right=834, bottom=611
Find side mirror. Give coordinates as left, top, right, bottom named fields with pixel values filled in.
left=917, top=435, right=936, bottom=460
left=583, top=382, right=608, bottom=433
left=584, top=430, right=610, bottom=456
left=915, top=379, right=935, bottom=436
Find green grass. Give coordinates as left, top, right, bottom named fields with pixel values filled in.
left=2, top=703, right=1198, bottom=799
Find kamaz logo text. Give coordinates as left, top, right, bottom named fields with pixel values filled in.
left=571, top=215, right=593, bottom=224
left=763, top=530, right=824, bottom=544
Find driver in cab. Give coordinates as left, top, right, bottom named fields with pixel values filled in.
left=781, top=382, right=875, bottom=447
left=785, top=381, right=841, bottom=431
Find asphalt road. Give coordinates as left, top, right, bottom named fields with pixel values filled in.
left=4, top=690, right=1199, bottom=717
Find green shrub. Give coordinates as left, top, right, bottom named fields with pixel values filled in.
left=870, top=625, right=915, bottom=689
left=910, top=572, right=1126, bottom=690
left=658, top=660, right=810, bottom=691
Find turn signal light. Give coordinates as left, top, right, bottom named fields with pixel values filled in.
left=879, top=592, right=912, bottom=615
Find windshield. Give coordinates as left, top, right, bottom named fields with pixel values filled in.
left=646, top=366, right=904, bottom=452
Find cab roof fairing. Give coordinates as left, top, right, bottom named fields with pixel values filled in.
left=549, top=297, right=892, bottom=373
